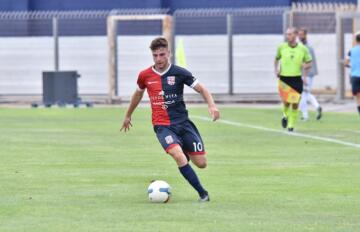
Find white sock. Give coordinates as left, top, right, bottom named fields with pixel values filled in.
left=308, top=93, right=320, bottom=109
left=300, top=92, right=309, bottom=118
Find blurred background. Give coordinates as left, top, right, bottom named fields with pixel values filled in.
left=0, top=0, right=358, bottom=105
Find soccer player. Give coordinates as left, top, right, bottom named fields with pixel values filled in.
left=120, top=37, right=220, bottom=202
left=274, top=27, right=312, bottom=131
left=345, top=31, right=360, bottom=115
left=298, top=27, right=322, bottom=121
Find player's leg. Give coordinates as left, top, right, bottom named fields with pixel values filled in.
left=189, top=155, right=207, bottom=169
left=307, top=76, right=322, bottom=120
left=179, top=120, right=209, bottom=201
left=288, top=102, right=300, bottom=131
left=282, top=101, right=290, bottom=128
left=287, top=77, right=303, bottom=131
left=167, top=145, right=209, bottom=201
left=356, top=92, right=360, bottom=115
left=299, top=91, right=309, bottom=120
left=309, top=93, right=322, bottom=120
left=351, top=77, right=360, bottom=115
left=308, top=94, right=320, bottom=109
left=167, top=145, right=188, bottom=167
left=182, top=120, right=207, bottom=169
left=155, top=125, right=208, bottom=201
left=278, top=77, right=291, bottom=128
left=300, top=76, right=311, bottom=120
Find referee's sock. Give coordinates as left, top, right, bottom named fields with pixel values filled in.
left=283, top=105, right=290, bottom=118
left=179, top=163, right=207, bottom=197
left=288, top=109, right=299, bottom=129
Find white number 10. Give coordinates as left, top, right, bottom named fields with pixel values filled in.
left=193, top=142, right=203, bottom=152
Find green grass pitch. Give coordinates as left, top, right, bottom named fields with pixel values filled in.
left=0, top=106, right=359, bottom=232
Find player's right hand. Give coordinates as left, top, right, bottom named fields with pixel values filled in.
left=209, top=106, right=220, bottom=122
left=120, top=117, right=132, bottom=132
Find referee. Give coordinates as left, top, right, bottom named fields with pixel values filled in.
left=274, top=27, right=312, bottom=131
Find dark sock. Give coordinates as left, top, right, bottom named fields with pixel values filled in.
left=179, top=163, right=206, bottom=197
left=358, top=106, right=360, bottom=115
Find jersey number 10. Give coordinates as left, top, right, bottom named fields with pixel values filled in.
left=193, top=142, right=203, bottom=152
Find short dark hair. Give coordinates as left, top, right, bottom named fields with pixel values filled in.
left=356, top=34, right=360, bottom=43
left=299, top=27, right=308, bottom=35
left=150, top=37, right=168, bottom=51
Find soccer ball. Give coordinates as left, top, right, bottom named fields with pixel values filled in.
left=147, top=180, right=171, bottom=203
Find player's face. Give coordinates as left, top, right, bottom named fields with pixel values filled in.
left=286, top=29, right=297, bottom=44
left=298, top=30, right=307, bottom=43
left=152, top=47, right=170, bottom=71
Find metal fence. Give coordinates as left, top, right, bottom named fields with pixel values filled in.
left=0, top=4, right=356, bottom=102
left=0, top=9, right=168, bottom=97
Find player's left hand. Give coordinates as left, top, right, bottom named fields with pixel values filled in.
left=209, top=106, right=220, bottom=122
left=120, top=117, right=132, bottom=132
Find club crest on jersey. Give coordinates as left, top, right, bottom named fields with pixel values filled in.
left=165, top=135, right=174, bottom=144
left=167, top=76, right=176, bottom=86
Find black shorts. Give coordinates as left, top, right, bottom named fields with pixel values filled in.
left=280, top=76, right=303, bottom=94
left=154, top=120, right=206, bottom=155
left=351, top=77, right=360, bottom=95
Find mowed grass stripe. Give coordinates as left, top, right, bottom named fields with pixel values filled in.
left=193, top=115, right=360, bottom=149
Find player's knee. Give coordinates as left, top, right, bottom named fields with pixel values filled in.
left=168, top=146, right=187, bottom=166
left=196, top=161, right=207, bottom=169
left=192, top=157, right=207, bottom=169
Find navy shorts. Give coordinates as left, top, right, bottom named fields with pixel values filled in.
left=154, top=120, right=206, bottom=155
left=351, top=77, right=360, bottom=95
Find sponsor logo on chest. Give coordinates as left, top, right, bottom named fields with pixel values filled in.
left=167, top=76, right=176, bottom=86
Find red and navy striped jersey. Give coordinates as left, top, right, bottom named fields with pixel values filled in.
left=137, top=64, right=199, bottom=126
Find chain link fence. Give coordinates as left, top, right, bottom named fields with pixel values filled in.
left=0, top=4, right=356, bottom=102
left=287, top=4, right=355, bottom=97
left=0, top=9, right=167, bottom=98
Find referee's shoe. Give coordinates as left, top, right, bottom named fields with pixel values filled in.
left=281, top=117, right=288, bottom=129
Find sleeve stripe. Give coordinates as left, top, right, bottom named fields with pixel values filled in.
left=190, top=79, right=199, bottom=88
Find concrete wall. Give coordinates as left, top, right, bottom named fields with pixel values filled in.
left=0, top=34, right=353, bottom=96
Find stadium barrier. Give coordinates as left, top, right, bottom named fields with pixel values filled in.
left=0, top=4, right=357, bottom=103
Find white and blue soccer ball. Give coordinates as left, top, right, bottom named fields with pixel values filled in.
left=147, top=180, right=171, bottom=203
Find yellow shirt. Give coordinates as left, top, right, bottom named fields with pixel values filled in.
left=276, top=42, right=312, bottom=77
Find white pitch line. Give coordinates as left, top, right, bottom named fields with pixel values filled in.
left=192, top=115, right=360, bottom=149
left=343, top=129, right=360, bottom=135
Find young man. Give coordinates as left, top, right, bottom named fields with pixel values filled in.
left=120, top=37, right=220, bottom=202
left=345, top=31, right=360, bottom=115
left=298, top=27, right=322, bottom=121
left=274, top=27, right=312, bottom=131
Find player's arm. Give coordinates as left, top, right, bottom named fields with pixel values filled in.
left=303, top=62, right=312, bottom=70
left=302, top=47, right=313, bottom=86
left=274, top=45, right=281, bottom=77
left=344, top=58, right=350, bottom=68
left=120, top=89, right=144, bottom=132
left=193, top=83, right=220, bottom=121
left=302, top=62, right=311, bottom=87
left=274, top=59, right=280, bottom=77
left=345, top=51, right=351, bottom=68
